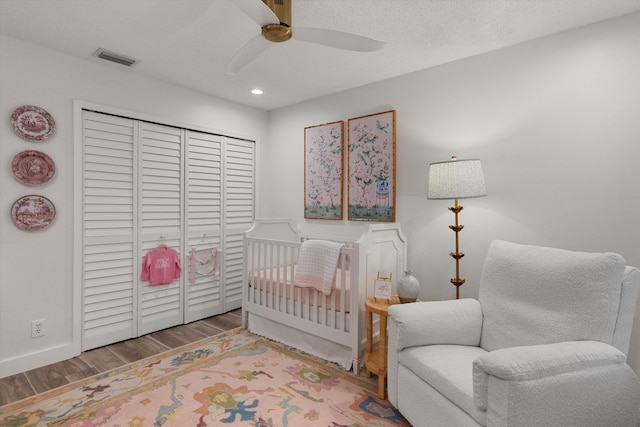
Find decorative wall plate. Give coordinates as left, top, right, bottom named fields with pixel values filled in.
left=10, top=105, right=56, bottom=142
left=11, top=150, right=56, bottom=186
left=11, top=195, right=56, bottom=231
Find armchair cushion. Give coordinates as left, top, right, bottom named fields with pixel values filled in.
left=479, top=240, right=626, bottom=352
left=399, top=344, right=488, bottom=424
left=472, top=340, right=626, bottom=411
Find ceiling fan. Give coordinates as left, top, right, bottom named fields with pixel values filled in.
left=228, top=0, right=386, bottom=74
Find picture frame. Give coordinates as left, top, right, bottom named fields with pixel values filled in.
left=347, top=110, right=396, bottom=221
left=304, top=120, right=344, bottom=220
left=374, top=278, right=393, bottom=300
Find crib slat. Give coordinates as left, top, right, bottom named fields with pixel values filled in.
left=335, top=252, right=342, bottom=330
left=268, top=242, right=274, bottom=309
left=250, top=239, right=257, bottom=303
left=272, top=242, right=277, bottom=308
left=313, top=287, right=318, bottom=324
left=245, top=239, right=251, bottom=305
left=295, top=282, right=301, bottom=318
left=339, top=259, right=345, bottom=330
left=258, top=241, right=263, bottom=306
left=288, top=246, right=294, bottom=316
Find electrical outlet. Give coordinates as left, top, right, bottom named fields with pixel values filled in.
left=31, top=319, right=45, bottom=338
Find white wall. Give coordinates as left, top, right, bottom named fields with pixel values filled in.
left=2, top=11, right=639, bottom=378
left=264, top=13, right=640, bottom=371
left=0, top=35, right=269, bottom=377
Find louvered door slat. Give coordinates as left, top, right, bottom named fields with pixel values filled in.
left=138, top=123, right=183, bottom=335
left=223, top=138, right=255, bottom=310
left=82, top=111, right=137, bottom=350
left=184, top=131, right=223, bottom=322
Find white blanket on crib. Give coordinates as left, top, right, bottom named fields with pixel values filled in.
left=294, top=239, right=344, bottom=295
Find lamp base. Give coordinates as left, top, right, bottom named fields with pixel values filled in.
left=450, top=276, right=465, bottom=299
left=449, top=200, right=466, bottom=299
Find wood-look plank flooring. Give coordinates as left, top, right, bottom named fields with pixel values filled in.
left=0, top=309, right=242, bottom=407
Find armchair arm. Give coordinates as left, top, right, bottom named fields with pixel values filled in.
left=388, top=298, right=483, bottom=351
left=473, top=341, right=640, bottom=426
left=387, top=299, right=483, bottom=408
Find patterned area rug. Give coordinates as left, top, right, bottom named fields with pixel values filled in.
left=0, top=329, right=409, bottom=426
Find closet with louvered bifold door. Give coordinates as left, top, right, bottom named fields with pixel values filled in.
left=81, top=110, right=255, bottom=350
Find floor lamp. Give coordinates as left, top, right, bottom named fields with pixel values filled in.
left=427, top=156, right=487, bottom=299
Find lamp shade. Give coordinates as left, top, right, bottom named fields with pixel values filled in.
left=427, top=158, right=487, bottom=200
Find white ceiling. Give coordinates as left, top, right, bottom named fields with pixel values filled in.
left=1, top=0, right=638, bottom=111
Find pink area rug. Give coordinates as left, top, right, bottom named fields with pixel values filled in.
left=0, top=329, right=409, bottom=426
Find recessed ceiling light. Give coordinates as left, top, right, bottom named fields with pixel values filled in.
left=251, top=88, right=264, bottom=95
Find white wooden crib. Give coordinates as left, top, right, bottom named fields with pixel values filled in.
left=242, top=218, right=407, bottom=371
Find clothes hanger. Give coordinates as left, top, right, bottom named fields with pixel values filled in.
left=157, top=235, right=168, bottom=248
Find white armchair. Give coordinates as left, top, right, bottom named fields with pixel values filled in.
left=387, top=240, right=640, bottom=426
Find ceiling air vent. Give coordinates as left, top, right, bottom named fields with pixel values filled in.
left=92, top=48, right=138, bottom=67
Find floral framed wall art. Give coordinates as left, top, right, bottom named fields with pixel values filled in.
left=304, top=120, right=344, bottom=220
left=348, top=110, right=396, bottom=222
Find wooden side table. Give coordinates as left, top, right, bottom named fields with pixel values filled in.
left=364, top=295, right=400, bottom=398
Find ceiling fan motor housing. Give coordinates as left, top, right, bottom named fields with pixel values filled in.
left=262, top=0, right=292, bottom=42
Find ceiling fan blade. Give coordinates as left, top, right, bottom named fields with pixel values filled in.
left=293, top=27, right=387, bottom=52
left=233, top=0, right=279, bottom=27
left=227, top=35, right=272, bottom=74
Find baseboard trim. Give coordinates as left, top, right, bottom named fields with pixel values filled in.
left=0, top=343, right=78, bottom=379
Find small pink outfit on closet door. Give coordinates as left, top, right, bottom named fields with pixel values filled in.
left=188, top=247, right=222, bottom=284
left=140, top=246, right=182, bottom=286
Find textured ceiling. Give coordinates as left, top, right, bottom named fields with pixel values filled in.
left=1, top=0, right=638, bottom=110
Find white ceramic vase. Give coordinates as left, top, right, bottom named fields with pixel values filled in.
left=397, top=270, right=420, bottom=303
